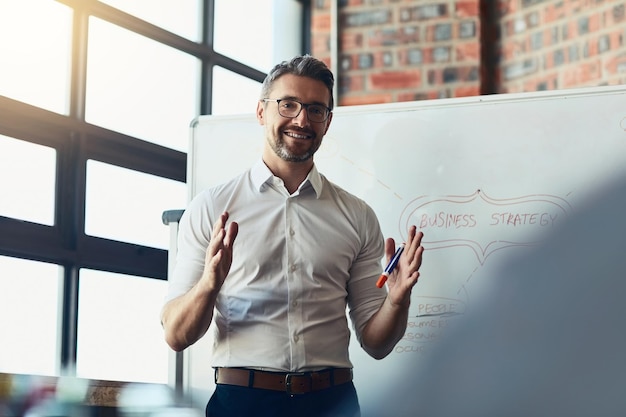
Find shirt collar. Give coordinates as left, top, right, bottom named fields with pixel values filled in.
left=251, top=159, right=323, bottom=198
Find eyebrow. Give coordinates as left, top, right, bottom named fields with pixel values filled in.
left=278, top=95, right=329, bottom=108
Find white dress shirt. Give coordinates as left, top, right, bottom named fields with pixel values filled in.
left=166, top=159, right=386, bottom=372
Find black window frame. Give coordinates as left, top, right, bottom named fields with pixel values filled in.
left=0, top=0, right=309, bottom=375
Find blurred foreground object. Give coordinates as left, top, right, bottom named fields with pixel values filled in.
left=391, top=175, right=626, bottom=417
left=0, top=373, right=202, bottom=417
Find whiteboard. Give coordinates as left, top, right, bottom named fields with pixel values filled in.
left=185, top=85, right=626, bottom=415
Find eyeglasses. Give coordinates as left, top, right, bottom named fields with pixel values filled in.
left=262, top=99, right=331, bottom=123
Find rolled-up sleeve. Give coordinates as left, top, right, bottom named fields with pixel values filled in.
left=164, top=190, right=215, bottom=303
left=346, top=203, right=386, bottom=344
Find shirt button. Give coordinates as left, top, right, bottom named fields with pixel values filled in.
left=294, top=335, right=299, bottom=342
left=289, top=228, right=295, bottom=237
left=290, top=264, right=297, bottom=272
left=292, top=300, right=298, bottom=307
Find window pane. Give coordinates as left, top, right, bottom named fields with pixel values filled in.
left=98, top=0, right=202, bottom=41
left=0, top=135, right=56, bottom=225
left=214, top=0, right=302, bottom=73
left=0, top=0, right=72, bottom=114
left=212, top=67, right=262, bottom=115
left=85, top=160, right=186, bottom=249
left=76, top=269, right=168, bottom=383
left=85, top=17, right=200, bottom=152
left=0, top=256, right=61, bottom=376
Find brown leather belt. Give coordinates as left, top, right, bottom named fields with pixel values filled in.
left=215, top=367, right=353, bottom=395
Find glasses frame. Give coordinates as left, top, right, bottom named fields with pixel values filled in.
left=262, top=98, right=331, bottom=123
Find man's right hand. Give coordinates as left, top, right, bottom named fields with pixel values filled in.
left=200, top=211, right=239, bottom=293
left=161, top=211, right=238, bottom=352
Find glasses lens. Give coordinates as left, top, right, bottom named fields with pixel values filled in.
left=275, top=99, right=328, bottom=122
left=277, top=100, right=301, bottom=118
left=307, top=105, right=328, bottom=122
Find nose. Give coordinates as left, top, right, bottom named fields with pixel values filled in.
left=292, top=106, right=310, bottom=127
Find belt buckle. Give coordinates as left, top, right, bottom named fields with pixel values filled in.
left=285, top=372, right=308, bottom=395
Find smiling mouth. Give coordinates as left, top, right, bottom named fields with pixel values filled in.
left=284, top=130, right=314, bottom=140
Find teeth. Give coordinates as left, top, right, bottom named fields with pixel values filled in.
left=286, top=132, right=310, bottom=139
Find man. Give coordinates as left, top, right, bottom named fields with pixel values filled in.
left=161, top=55, right=424, bottom=417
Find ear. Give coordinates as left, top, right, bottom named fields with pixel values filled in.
left=256, top=101, right=265, bottom=126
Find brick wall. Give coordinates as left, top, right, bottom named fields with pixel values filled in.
left=499, top=0, right=626, bottom=93
left=310, top=0, right=626, bottom=105
left=312, top=0, right=481, bottom=106
left=311, top=0, right=333, bottom=70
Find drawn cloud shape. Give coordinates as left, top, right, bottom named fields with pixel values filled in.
left=399, top=190, right=572, bottom=265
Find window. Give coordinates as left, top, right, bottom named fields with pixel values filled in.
left=85, top=17, right=200, bottom=152
left=76, top=269, right=169, bottom=383
left=211, top=67, right=263, bottom=115
left=0, top=0, right=72, bottom=114
left=97, top=0, right=202, bottom=41
left=85, top=160, right=186, bottom=249
left=214, top=0, right=303, bottom=73
left=214, top=0, right=275, bottom=72
left=0, top=135, right=56, bottom=225
left=0, top=257, right=61, bottom=376
left=0, top=0, right=306, bottom=382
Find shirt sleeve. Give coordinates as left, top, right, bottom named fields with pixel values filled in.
left=346, top=202, right=387, bottom=345
left=164, top=190, right=215, bottom=303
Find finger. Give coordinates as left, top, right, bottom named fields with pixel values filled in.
left=412, top=245, right=424, bottom=269
left=214, top=211, right=229, bottom=233
left=206, top=228, right=225, bottom=259
left=207, top=214, right=229, bottom=257
left=211, top=212, right=232, bottom=244
left=224, top=221, right=239, bottom=248
left=414, top=230, right=424, bottom=246
left=406, top=226, right=420, bottom=255
left=409, top=231, right=424, bottom=261
left=207, top=247, right=224, bottom=269
left=410, top=271, right=420, bottom=286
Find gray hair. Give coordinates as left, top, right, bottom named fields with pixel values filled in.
left=260, top=55, right=335, bottom=110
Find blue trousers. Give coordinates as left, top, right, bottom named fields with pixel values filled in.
left=206, top=382, right=361, bottom=417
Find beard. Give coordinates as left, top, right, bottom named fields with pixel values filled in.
left=268, top=129, right=321, bottom=163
